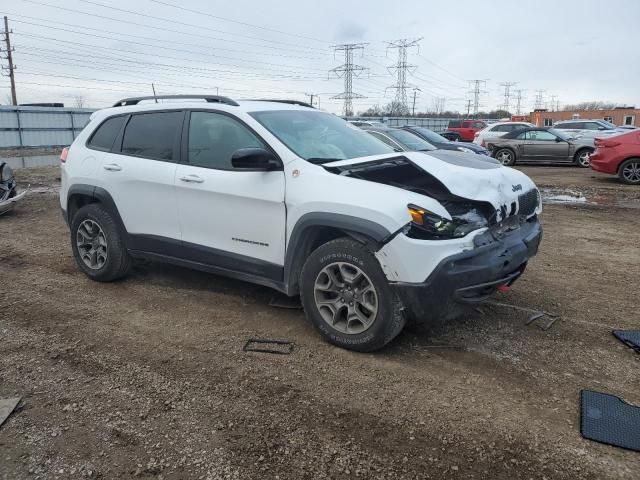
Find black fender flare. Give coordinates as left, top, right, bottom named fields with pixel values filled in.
left=67, top=184, right=128, bottom=245
left=283, top=212, right=392, bottom=295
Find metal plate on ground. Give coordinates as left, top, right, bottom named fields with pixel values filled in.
left=0, top=397, right=21, bottom=428
left=613, top=330, right=640, bottom=354
left=580, top=390, right=640, bottom=452
left=243, top=338, right=294, bottom=355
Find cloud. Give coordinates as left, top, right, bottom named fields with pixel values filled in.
left=335, top=21, right=367, bottom=41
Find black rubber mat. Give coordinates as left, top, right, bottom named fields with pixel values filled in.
left=613, top=330, right=640, bottom=353
left=580, top=390, right=640, bottom=452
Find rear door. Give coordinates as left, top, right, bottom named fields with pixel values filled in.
left=174, top=110, right=286, bottom=278
left=97, top=110, right=183, bottom=249
left=522, top=130, right=570, bottom=160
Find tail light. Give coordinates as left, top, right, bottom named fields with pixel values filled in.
left=60, top=147, right=69, bottom=163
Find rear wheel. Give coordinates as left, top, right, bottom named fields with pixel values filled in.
left=574, top=149, right=592, bottom=168
left=70, top=204, right=132, bottom=282
left=618, top=158, right=640, bottom=185
left=494, top=148, right=516, bottom=166
left=300, top=238, right=405, bottom=352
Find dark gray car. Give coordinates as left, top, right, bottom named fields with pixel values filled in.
left=489, top=127, right=594, bottom=167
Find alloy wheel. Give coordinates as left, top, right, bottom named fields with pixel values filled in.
left=496, top=150, right=513, bottom=165
left=578, top=151, right=591, bottom=167
left=313, top=262, right=379, bottom=335
left=622, top=161, right=640, bottom=183
left=76, top=219, right=108, bottom=270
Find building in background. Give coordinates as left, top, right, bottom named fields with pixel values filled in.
left=530, top=107, right=639, bottom=128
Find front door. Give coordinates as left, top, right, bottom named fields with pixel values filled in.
left=174, top=110, right=286, bottom=280
left=522, top=130, right=570, bottom=160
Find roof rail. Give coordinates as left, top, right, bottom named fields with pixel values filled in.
left=245, top=99, right=315, bottom=108
left=112, top=95, right=239, bottom=107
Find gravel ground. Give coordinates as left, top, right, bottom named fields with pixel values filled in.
left=1, top=166, right=639, bottom=479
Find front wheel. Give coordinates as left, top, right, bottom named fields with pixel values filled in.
left=574, top=149, right=592, bottom=168
left=494, top=148, right=516, bottom=166
left=618, top=158, right=640, bottom=185
left=299, top=238, right=405, bottom=352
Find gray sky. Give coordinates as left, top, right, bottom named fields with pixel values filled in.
left=2, top=0, right=639, bottom=114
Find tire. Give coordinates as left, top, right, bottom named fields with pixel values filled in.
left=494, top=148, right=516, bottom=166
left=574, top=149, right=592, bottom=168
left=299, top=237, right=406, bottom=352
left=618, top=158, right=640, bottom=185
left=70, top=204, right=132, bottom=282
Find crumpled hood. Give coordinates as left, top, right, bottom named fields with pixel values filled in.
left=324, top=151, right=539, bottom=218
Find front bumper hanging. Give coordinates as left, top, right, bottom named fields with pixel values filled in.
left=391, top=217, right=542, bottom=323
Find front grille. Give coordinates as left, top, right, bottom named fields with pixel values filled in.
left=518, top=189, right=539, bottom=216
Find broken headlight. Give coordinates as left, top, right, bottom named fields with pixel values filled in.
left=406, top=203, right=489, bottom=239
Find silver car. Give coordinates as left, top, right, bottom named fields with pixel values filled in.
left=489, top=127, right=594, bottom=167
left=553, top=119, right=626, bottom=139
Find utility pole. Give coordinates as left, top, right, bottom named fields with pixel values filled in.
left=151, top=83, right=158, bottom=103
left=411, top=87, right=421, bottom=116
left=386, top=38, right=422, bottom=115
left=468, top=80, right=487, bottom=118
left=466, top=99, right=472, bottom=117
left=330, top=43, right=368, bottom=117
left=305, top=93, right=319, bottom=108
left=499, top=82, right=517, bottom=113
left=514, top=89, right=526, bottom=115
left=1, top=16, right=17, bottom=105
left=534, top=90, right=546, bottom=110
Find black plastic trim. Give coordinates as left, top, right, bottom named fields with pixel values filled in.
left=283, top=212, right=391, bottom=295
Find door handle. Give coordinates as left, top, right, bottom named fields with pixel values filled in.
left=103, top=163, right=122, bottom=172
left=179, top=175, right=204, bottom=184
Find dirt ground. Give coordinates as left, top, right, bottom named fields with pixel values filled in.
left=1, top=165, right=639, bottom=479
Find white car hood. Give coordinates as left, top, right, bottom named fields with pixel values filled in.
left=324, top=151, right=539, bottom=219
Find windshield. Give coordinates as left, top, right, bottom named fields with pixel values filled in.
left=411, top=127, right=450, bottom=144
left=548, top=128, right=571, bottom=140
left=598, top=120, right=616, bottom=129
left=386, top=129, right=436, bottom=151
left=250, top=110, right=394, bottom=163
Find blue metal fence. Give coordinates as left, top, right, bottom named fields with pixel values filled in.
left=0, top=106, right=96, bottom=148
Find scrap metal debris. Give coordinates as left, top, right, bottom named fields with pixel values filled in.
left=243, top=338, right=294, bottom=355
left=0, top=162, right=27, bottom=216
left=612, top=330, right=640, bottom=354
left=0, top=397, right=21, bottom=429
left=485, top=301, right=561, bottom=331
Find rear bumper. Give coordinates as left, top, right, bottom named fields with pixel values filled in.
left=589, top=152, right=619, bottom=175
left=391, top=217, right=542, bottom=323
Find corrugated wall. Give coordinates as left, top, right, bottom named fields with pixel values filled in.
left=0, top=106, right=96, bottom=148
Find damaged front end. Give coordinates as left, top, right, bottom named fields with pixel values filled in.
left=0, top=162, right=27, bottom=216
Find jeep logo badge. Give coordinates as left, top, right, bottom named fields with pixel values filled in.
left=512, top=184, right=522, bottom=192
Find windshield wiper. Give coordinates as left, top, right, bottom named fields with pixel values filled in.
left=306, top=157, right=344, bottom=165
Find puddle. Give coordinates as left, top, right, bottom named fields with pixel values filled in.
left=541, top=188, right=640, bottom=209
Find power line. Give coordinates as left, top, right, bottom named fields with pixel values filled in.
left=1, top=16, right=17, bottom=104
left=468, top=80, right=487, bottom=117
left=330, top=43, right=368, bottom=117
left=499, top=81, right=517, bottom=112
left=147, top=0, right=329, bottom=44
left=386, top=38, right=422, bottom=115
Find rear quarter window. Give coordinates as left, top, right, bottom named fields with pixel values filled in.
left=87, top=116, right=127, bottom=151
left=448, top=120, right=461, bottom=128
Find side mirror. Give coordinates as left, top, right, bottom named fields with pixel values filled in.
left=555, top=137, right=563, bottom=142
left=598, top=126, right=607, bottom=130
left=231, top=148, right=282, bottom=171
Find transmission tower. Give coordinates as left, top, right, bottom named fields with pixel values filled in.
left=329, top=43, right=368, bottom=117
left=514, top=89, right=526, bottom=115
left=549, top=95, right=560, bottom=112
left=499, top=82, right=517, bottom=113
left=386, top=38, right=422, bottom=115
left=534, top=90, right=546, bottom=110
left=468, top=80, right=487, bottom=118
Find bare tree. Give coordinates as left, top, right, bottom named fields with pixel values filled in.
left=73, top=95, right=86, bottom=109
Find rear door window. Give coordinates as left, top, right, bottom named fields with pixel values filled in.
left=87, top=115, right=127, bottom=152
left=121, top=111, right=183, bottom=161
left=448, top=120, right=461, bottom=128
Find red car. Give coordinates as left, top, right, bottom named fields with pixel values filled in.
left=446, top=119, right=487, bottom=142
left=590, top=130, right=640, bottom=185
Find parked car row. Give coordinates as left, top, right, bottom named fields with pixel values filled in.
left=351, top=119, right=639, bottom=185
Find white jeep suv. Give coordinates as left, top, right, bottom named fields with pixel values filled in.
left=60, top=95, right=543, bottom=352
